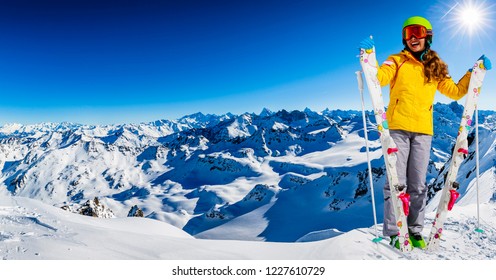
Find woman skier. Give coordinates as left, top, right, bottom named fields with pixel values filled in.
left=359, top=16, right=492, bottom=249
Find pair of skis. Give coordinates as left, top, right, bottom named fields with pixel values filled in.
left=358, top=41, right=487, bottom=251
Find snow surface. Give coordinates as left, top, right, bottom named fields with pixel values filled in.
left=1, top=194, right=496, bottom=260
left=1, top=192, right=496, bottom=279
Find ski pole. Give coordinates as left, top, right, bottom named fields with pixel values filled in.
left=475, top=105, right=483, bottom=234
left=356, top=70, right=382, bottom=243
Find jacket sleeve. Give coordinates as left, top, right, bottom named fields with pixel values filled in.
left=377, top=56, right=398, bottom=87
left=437, top=71, right=471, bottom=100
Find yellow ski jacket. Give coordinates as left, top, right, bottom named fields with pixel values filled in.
left=377, top=50, right=471, bottom=135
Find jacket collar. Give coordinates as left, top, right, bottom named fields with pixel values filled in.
left=401, top=49, right=423, bottom=65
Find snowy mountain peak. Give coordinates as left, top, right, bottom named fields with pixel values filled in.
left=260, top=107, right=274, bottom=117
left=1, top=104, right=495, bottom=244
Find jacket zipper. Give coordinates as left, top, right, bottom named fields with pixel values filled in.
left=390, top=59, right=408, bottom=90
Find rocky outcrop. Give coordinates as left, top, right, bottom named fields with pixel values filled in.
left=127, top=205, right=144, bottom=217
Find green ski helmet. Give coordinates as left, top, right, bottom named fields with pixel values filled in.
left=402, top=16, right=433, bottom=45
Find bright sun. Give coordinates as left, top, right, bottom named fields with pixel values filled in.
left=454, top=0, right=491, bottom=36
left=459, top=4, right=483, bottom=32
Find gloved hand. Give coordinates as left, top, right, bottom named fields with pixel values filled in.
left=359, top=37, right=375, bottom=50
left=469, top=55, right=492, bottom=72
left=480, top=54, right=492, bottom=70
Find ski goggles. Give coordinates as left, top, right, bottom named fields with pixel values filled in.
left=402, top=25, right=432, bottom=40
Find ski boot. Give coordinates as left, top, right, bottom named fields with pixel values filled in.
left=389, top=235, right=413, bottom=250
left=409, top=232, right=426, bottom=249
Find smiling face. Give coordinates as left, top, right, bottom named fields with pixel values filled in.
left=406, top=37, right=426, bottom=53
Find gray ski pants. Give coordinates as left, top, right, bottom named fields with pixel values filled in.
left=383, top=129, right=432, bottom=236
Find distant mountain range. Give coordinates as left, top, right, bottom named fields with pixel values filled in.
left=1, top=102, right=495, bottom=242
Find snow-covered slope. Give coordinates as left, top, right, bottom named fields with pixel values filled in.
left=1, top=102, right=496, bottom=250
left=1, top=195, right=496, bottom=260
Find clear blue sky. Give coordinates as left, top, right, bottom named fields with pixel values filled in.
left=0, top=0, right=495, bottom=125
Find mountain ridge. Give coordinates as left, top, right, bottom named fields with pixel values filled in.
left=1, top=101, right=495, bottom=242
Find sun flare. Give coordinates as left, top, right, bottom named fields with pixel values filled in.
left=457, top=2, right=486, bottom=34
left=438, top=0, right=495, bottom=45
